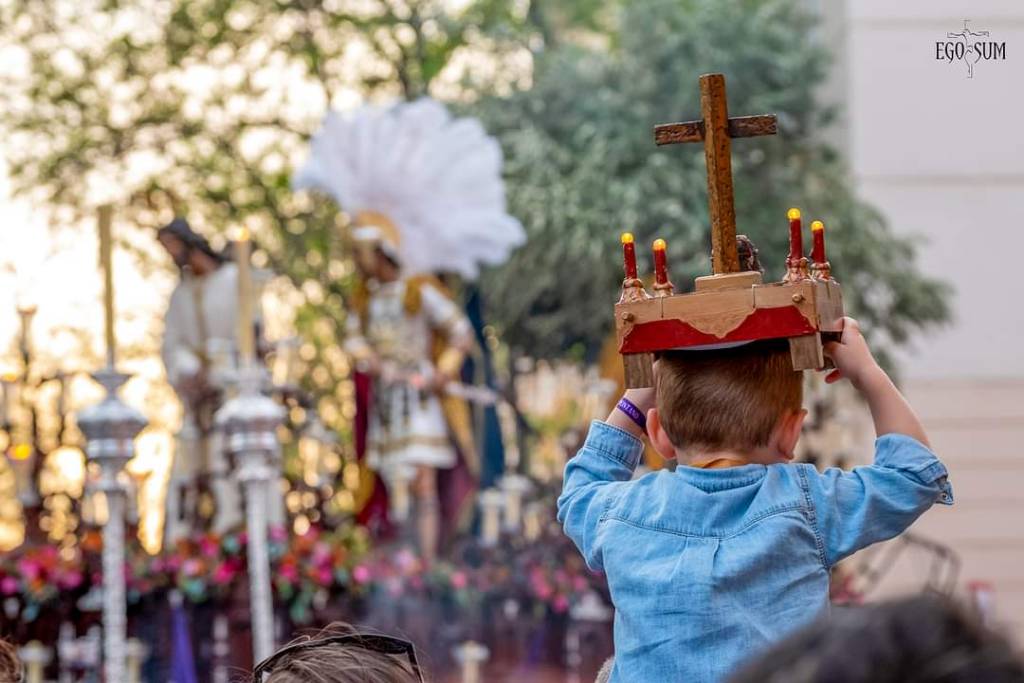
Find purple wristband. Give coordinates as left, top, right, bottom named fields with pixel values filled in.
left=616, top=397, right=647, bottom=433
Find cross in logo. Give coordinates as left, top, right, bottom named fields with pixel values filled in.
left=947, top=19, right=991, bottom=78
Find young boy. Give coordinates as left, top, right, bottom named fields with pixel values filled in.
left=558, top=317, right=953, bottom=682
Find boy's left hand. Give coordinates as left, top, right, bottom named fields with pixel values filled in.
left=624, top=387, right=656, bottom=413
left=605, top=386, right=656, bottom=440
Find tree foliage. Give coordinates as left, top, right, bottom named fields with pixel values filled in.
left=0, top=0, right=949, bottom=424
left=474, top=0, right=950, bottom=367
left=0, top=0, right=528, bottom=435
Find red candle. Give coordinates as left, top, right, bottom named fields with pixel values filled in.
left=653, top=238, right=669, bottom=285
left=787, top=208, right=803, bottom=261
left=621, top=232, right=638, bottom=280
left=811, top=220, right=826, bottom=263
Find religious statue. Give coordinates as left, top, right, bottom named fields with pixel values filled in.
left=294, top=98, right=525, bottom=561
left=157, top=218, right=270, bottom=545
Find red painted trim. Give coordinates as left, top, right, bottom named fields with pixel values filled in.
left=620, top=306, right=817, bottom=353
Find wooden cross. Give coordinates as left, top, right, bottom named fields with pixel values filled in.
left=654, top=73, right=777, bottom=274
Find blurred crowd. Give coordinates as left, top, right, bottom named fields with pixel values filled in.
left=2, top=594, right=1023, bottom=682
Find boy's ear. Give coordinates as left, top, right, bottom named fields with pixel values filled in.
left=646, top=408, right=677, bottom=461
left=775, top=409, right=807, bottom=458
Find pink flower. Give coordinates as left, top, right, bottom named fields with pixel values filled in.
left=279, top=563, right=299, bottom=583
left=199, top=537, right=220, bottom=559
left=316, top=567, right=333, bottom=586
left=182, top=559, right=204, bottom=577
left=269, top=525, right=288, bottom=543
left=572, top=576, right=587, bottom=592
left=1, top=577, right=18, bottom=595
left=312, top=543, right=332, bottom=565
left=553, top=595, right=569, bottom=613
left=450, top=571, right=468, bottom=590
left=352, top=565, right=371, bottom=584
left=57, top=570, right=83, bottom=590
left=212, top=563, right=236, bottom=585
left=394, top=549, right=417, bottom=573
left=17, top=560, right=41, bottom=582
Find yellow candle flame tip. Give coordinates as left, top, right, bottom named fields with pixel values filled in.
left=620, top=232, right=634, bottom=245
left=10, top=444, right=32, bottom=461
left=234, top=226, right=251, bottom=242
left=653, top=238, right=667, bottom=251
left=787, top=208, right=801, bottom=221
left=811, top=220, right=825, bottom=231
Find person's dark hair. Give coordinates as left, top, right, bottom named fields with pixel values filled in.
left=256, top=622, right=422, bottom=683
left=728, top=594, right=1024, bottom=683
left=157, top=217, right=226, bottom=264
left=0, top=639, right=22, bottom=682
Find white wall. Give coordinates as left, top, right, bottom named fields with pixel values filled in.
left=843, top=1, right=1024, bottom=379
left=832, top=0, right=1024, bottom=642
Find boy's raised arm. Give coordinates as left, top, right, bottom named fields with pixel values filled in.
left=557, top=390, right=649, bottom=571
left=807, top=318, right=953, bottom=566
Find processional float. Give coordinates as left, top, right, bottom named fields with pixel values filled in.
left=614, top=73, right=844, bottom=384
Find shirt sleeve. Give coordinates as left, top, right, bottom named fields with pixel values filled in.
left=557, top=420, right=643, bottom=571
left=804, top=433, right=954, bottom=567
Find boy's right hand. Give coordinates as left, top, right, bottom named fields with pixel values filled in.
left=823, top=317, right=931, bottom=446
left=822, top=317, right=885, bottom=390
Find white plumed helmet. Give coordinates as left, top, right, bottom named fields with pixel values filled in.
left=293, top=98, right=525, bottom=280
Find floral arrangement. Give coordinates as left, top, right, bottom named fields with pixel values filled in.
left=0, top=523, right=372, bottom=622
left=0, top=496, right=609, bottom=627
left=345, top=521, right=606, bottom=618
left=0, top=544, right=87, bottom=621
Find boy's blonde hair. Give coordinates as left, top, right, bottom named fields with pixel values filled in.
left=656, top=339, right=803, bottom=454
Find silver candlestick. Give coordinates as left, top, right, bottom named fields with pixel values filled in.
left=498, top=473, right=532, bottom=533
left=478, top=488, right=504, bottom=548
left=215, top=364, right=284, bottom=664
left=76, top=367, right=147, bottom=683
left=452, top=640, right=489, bottom=683
left=125, top=638, right=149, bottom=683
left=19, top=640, right=51, bottom=683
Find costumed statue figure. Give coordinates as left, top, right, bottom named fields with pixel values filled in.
left=295, top=99, right=524, bottom=562
left=157, top=218, right=281, bottom=546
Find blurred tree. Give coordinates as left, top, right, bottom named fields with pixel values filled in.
left=474, top=0, right=950, bottom=369
left=0, top=0, right=949, bottom=433
left=0, top=0, right=528, bottom=442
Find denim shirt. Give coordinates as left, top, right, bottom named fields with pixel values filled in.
left=558, top=421, right=953, bottom=683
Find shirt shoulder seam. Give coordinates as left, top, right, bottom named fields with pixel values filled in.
left=602, top=501, right=804, bottom=540
left=797, top=465, right=830, bottom=569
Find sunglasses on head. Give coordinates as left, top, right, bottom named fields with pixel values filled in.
left=252, top=633, right=423, bottom=683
